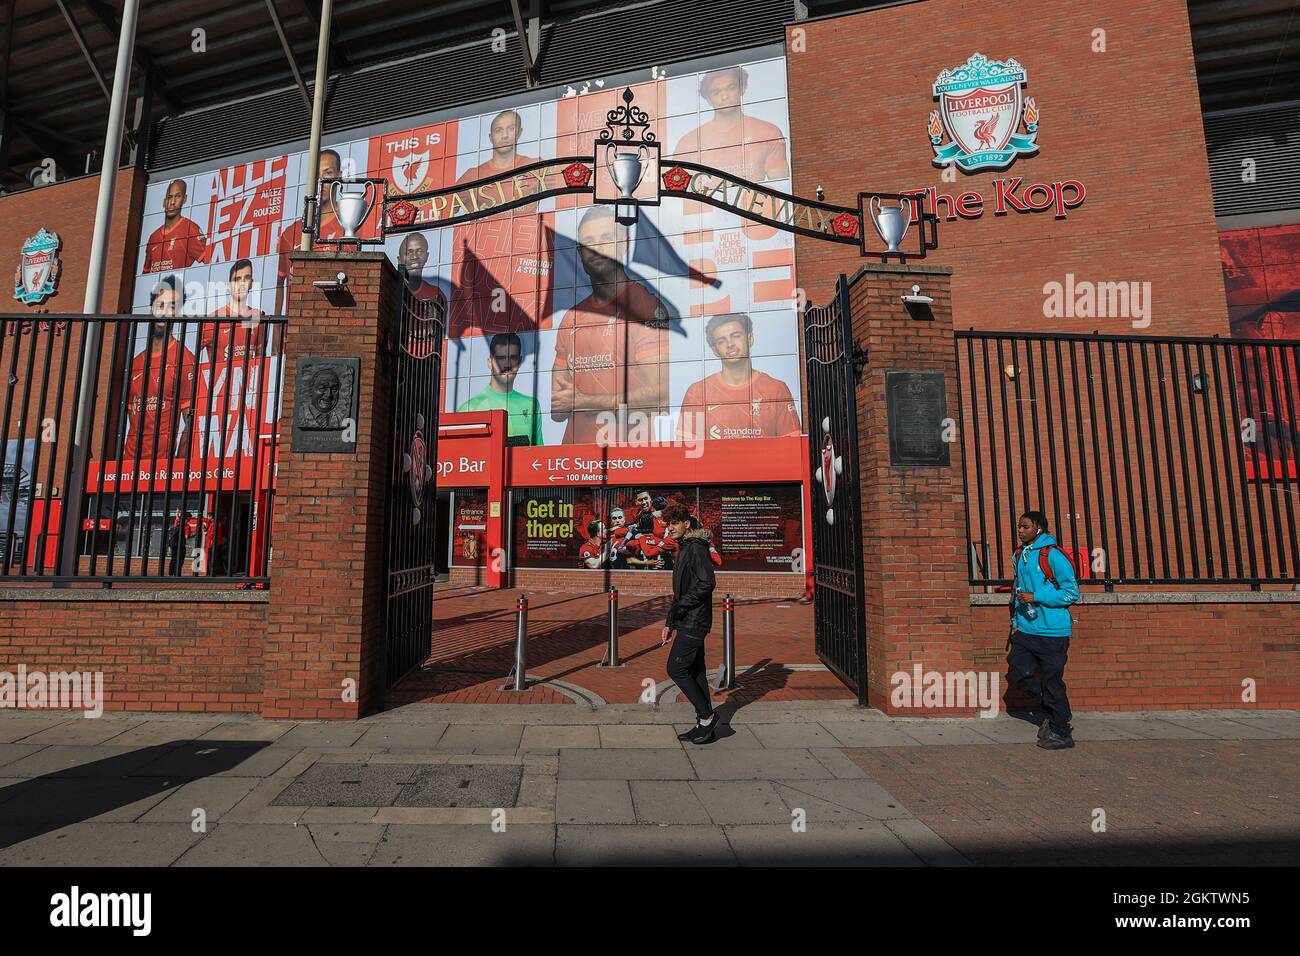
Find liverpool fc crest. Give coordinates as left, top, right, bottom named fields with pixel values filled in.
left=928, top=53, right=1039, bottom=173
left=13, top=228, right=62, bottom=306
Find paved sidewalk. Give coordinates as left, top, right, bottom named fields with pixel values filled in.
left=0, top=704, right=1296, bottom=866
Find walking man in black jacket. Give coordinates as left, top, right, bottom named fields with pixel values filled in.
left=658, top=503, right=720, bottom=744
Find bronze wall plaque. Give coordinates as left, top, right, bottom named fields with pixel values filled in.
left=291, top=356, right=360, bottom=453
left=886, top=371, right=950, bottom=466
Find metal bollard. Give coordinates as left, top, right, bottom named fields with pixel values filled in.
left=599, top=587, right=621, bottom=667
left=715, top=594, right=736, bottom=691
left=510, top=594, right=528, bottom=691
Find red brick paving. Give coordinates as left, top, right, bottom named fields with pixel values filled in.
left=847, top=740, right=1300, bottom=865
left=386, top=585, right=852, bottom=705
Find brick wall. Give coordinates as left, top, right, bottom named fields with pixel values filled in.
left=848, top=264, right=977, bottom=713
left=0, top=168, right=146, bottom=315
left=787, top=0, right=1226, bottom=337
left=971, top=600, right=1300, bottom=710
left=0, top=593, right=265, bottom=713
left=261, top=252, right=397, bottom=719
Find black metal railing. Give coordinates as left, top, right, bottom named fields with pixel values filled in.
left=0, top=313, right=286, bottom=585
left=956, top=330, right=1300, bottom=589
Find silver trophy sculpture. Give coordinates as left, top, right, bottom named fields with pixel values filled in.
left=606, top=144, right=650, bottom=224
left=330, top=179, right=377, bottom=241
left=868, top=195, right=913, bottom=255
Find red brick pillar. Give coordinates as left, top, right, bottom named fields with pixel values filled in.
left=848, top=263, right=977, bottom=715
left=262, top=251, right=398, bottom=719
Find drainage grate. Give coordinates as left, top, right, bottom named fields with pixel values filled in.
left=271, top=763, right=523, bottom=808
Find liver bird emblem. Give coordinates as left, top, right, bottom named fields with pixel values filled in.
left=973, top=115, right=999, bottom=150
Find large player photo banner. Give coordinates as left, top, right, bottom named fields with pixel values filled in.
left=130, top=54, right=802, bottom=456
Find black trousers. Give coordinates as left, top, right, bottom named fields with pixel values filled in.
left=1006, top=630, right=1073, bottom=735
left=667, top=629, right=713, bottom=721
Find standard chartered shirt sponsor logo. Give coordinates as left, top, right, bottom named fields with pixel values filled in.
left=721, top=425, right=764, bottom=439
left=570, top=351, right=614, bottom=370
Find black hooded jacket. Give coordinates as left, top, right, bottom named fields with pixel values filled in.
left=667, top=528, right=716, bottom=636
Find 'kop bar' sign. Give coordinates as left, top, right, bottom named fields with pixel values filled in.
left=370, top=87, right=939, bottom=263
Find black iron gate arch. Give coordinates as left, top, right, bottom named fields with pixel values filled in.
left=804, top=275, right=868, bottom=705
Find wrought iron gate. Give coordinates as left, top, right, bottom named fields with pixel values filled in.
left=804, top=275, right=868, bottom=705
left=383, top=277, right=445, bottom=687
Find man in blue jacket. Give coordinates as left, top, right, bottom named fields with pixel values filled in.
left=1007, top=510, right=1080, bottom=750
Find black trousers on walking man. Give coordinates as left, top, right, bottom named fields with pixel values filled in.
left=1006, top=631, right=1073, bottom=735
left=666, top=630, right=712, bottom=720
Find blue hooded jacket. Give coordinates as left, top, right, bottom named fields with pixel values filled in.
left=1011, top=532, right=1079, bottom=637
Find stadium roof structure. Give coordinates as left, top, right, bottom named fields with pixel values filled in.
left=0, top=0, right=1297, bottom=192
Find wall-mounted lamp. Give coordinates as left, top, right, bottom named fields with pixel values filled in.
left=313, top=271, right=349, bottom=290
left=901, top=284, right=934, bottom=305
left=1003, top=364, right=1019, bottom=381
left=1191, top=372, right=1208, bottom=394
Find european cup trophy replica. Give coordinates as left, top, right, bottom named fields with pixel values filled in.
left=605, top=143, right=650, bottom=225
left=330, top=179, right=378, bottom=242
left=868, top=195, right=913, bottom=256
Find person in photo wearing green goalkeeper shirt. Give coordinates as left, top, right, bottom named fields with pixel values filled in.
left=457, top=331, right=542, bottom=445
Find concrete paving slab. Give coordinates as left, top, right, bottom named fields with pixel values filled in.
left=807, top=748, right=870, bottom=778
left=894, top=722, right=1000, bottom=746
left=139, top=777, right=262, bottom=823
left=685, top=747, right=831, bottom=780
left=367, top=823, right=555, bottom=866
left=435, top=724, right=523, bottom=753
left=372, top=807, right=552, bottom=825
left=0, top=776, right=179, bottom=824
left=0, top=744, right=44, bottom=770
left=99, top=720, right=218, bottom=748
left=131, top=743, right=300, bottom=779
left=520, top=725, right=601, bottom=750
left=0, top=716, right=75, bottom=743
left=771, top=778, right=911, bottom=822
left=820, top=722, right=926, bottom=748
left=967, top=717, right=1048, bottom=744
left=884, top=818, right=971, bottom=866
left=724, top=821, right=924, bottom=866
left=518, top=772, right=556, bottom=809
left=629, top=780, right=712, bottom=825
left=1221, top=715, right=1300, bottom=738
left=197, top=720, right=295, bottom=742
left=747, top=722, right=842, bottom=748
left=0, top=822, right=203, bottom=866
left=306, top=823, right=387, bottom=866
left=176, top=822, right=329, bottom=866
left=1067, top=718, right=1148, bottom=741
left=689, top=780, right=790, bottom=825
left=16, top=719, right=148, bottom=746
left=598, top=724, right=681, bottom=748
left=556, top=779, right=635, bottom=824
left=274, top=723, right=367, bottom=749
left=559, top=748, right=696, bottom=781
left=2, top=744, right=167, bottom=778
left=353, top=723, right=449, bottom=750
left=555, top=824, right=733, bottom=866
